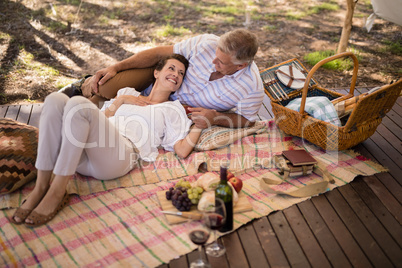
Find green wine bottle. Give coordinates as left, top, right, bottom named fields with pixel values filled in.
left=215, top=161, right=233, bottom=232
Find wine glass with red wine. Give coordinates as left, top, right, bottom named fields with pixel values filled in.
left=204, top=198, right=227, bottom=257
left=189, top=224, right=211, bottom=268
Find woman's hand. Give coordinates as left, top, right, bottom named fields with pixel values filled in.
left=120, top=95, right=154, bottom=106
left=104, top=95, right=153, bottom=117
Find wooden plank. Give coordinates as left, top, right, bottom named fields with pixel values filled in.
left=27, top=103, right=42, bottom=127
left=15, top=104, right=32, bottom=124
left=283, top=205, right=331, bottom=268
left=369, top=131, right=401, bottom=169
left=269, top=211, right=310, bottom=267
left=372, top=172, right=402, bottom=205
left=385, top=109, right=402, bottom=127
left=221, top=231, right=249, bottom=268
left=340, top=180, right=402, bottom=266
left=252, top=217, right=289, bottom=268
left=350, top=179, right=402, bottom=248
left=396, top=94, right=402, bottom=107
left=3, top=105, right=20, bottom=120
left=354, top=144, right=402, bottom=202
left=0, top=105, right=8, bottom=118
left=391, top=97, right=402, bottom=116
left=298, top=200, right=352, bottom=268
left=326, top=187, right=393, bottom=267
left=381, top=116, right=402, bottom=143
left=363, top=175, right=402, bottom=224
left=375, top=124, right=401, bottom=154
left=257, top=94, right=273, bottom=121
left=311, top=194, right=372, bottom=268
left=167, top=254, right=187, bottom=268
left=360, top=138, right=401, bottom=184
left=237, top=224, right=269, bottom=267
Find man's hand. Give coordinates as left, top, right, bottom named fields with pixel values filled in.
left=188, top=107, right=217, bottom=129
left=85, top=45, right=174, bottom=97
left=188, top=107, right=254, bottom=128
left=90, top=66, right=118, bottom=94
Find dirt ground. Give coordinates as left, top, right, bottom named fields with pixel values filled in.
left=1, top=0, right=401, bottom=105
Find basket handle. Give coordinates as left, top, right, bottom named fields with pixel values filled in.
left=299, top=52, right=359, bottom=115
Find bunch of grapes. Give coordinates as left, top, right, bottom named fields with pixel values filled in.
left=187, top=187, right=204, bottom=205
left=174, top=179, right=192, bottom=189
left=165, top=187, right=192, bottom=211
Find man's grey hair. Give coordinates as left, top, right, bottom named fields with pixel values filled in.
left=217, top=29, right=259, bottom=65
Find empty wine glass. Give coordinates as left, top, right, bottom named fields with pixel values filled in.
left=188, top=222, right=211, bottom=268
left=204, top=198, right=227, bottom=257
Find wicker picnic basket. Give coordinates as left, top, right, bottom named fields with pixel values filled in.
left=260, top=52, right=402, bottom=151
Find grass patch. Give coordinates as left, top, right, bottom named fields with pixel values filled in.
left=211, top=6, right=241, bottom=15
left=0, top=93, right=8, bottom=103
left=207, top=24, right=217, bottom=31
left=56, top=77, right=76, bottom=90
left=262, top=25, right=277, bottom=31
left=14, top=48, right=60, bottom=77
left=286, top=2, right=339, bottom=20
left=252, top=13, right=262, bottom=21
left=286, top=11, right=306, bottom=20
left=203, top=3, right=243, bottom=18
left=224, top=16, right=236, bottom=24
left=23, top=98, right=36, bottom=103
left=264, top=13, right=279, bottom=22
left=304, top=50, right=359, bottom=71
left=155, top=24, right=190, bottom=38
left=98, top=14, right=110, bottom=25
left=382, top=40, right=402, bottom=55
left=46, top=21, right=68, bottom=32
left=60, top=0, right=82, bottom=5
left=163, top=9, right=176, bottom=22
left=310, top=2, right=339, bottom=14
left=0, top=32, right=11, bottom=40
left=108, top=8, right=123, bottom=20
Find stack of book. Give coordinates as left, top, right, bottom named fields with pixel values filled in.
left=274, top=149, right=317, bottom=178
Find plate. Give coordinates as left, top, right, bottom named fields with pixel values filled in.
left=276, top=65, right=306, bottom=89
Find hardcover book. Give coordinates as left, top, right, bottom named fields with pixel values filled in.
left=282, top=149, right=317, bottom=166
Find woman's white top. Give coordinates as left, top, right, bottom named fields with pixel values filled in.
left=101, top=87, right=193, bottom=161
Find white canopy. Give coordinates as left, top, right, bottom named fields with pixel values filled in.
left=365, top=0, right=402, bottom=32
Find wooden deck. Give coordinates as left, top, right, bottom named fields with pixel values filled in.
left=1, top=88, right=401, bottom=267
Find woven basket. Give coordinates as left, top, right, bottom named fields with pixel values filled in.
left=261, top=52, right=402, bottom=151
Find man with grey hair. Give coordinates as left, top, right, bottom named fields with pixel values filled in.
left=62, top=29, right=264, bottom=128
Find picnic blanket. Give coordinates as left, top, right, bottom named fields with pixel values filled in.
left=0, top=120, right=386, bottom=267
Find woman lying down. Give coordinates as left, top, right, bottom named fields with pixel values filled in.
left=11, top=54, right=204, bottom=227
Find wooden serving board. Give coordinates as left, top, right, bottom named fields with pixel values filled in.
left=157, top=191, right=253, bottom=225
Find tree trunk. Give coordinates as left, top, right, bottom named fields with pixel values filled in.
left=337, top=0, right=358, bottom=53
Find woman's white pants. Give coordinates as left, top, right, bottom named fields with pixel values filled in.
left=35, top=92, right=137, bottom=180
